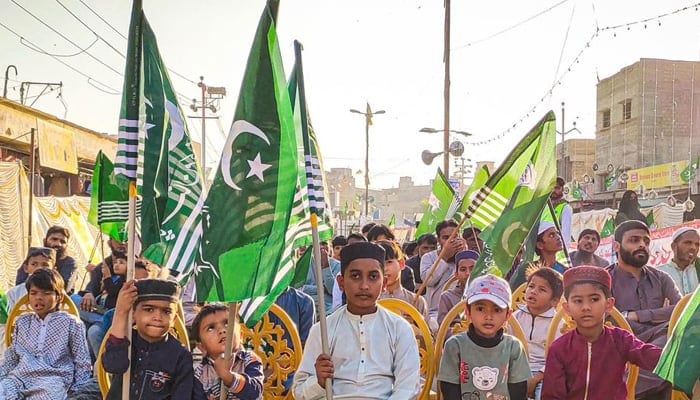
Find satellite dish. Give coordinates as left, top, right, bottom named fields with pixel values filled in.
left=592, top=163, right=599, bottom=171
left=607, top=163, right=615, bottom=173
left=583, top=174, right=591, bottom=183
left=667, top=196, right=677, bottom=207
left=648, top=190, right=658, bottom=199
left=563, top=186, right=570, bottom=195
left=685, top=199, right=696, bottom=212
left=619, top=172, right=629, bottom=183
left=449, top=141, right=465, bottom=157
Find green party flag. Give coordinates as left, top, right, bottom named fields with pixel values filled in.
left=291, top=247, right=312, bottom=289
left=680, top=156, right=699, bottom=184
left=197, top=0, right=300, bottom=326
left=414, top=168, right=459, bottom=237
left=654, top=287, right=700, bottom=395
left=343, top=200, right=349, bottom=216
left=470, top=111, right=557, bottom=279
left=115, top=0, right=205, bottom=280
left=646, top=209, right=656, bottom=230
left=388, top=214, right=396, bottom=229
left=87, top=151, right=130, bottom=242
left=605, top=169, right=619, bottom=190
left=600, top=217, right=615, bottom=238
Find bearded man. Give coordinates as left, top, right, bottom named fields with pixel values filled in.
left=15, top=225, right=78, bottom=293
left=606, top=220, right=681, bottom=399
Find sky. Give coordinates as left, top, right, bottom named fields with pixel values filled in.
left=2, top=0, right=699, bottom=189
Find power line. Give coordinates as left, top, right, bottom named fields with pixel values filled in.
left=54, top=0, right=126, bottom=58
left=11, top=0, right=122, bottom=76
left=452, top=0, right=573, bottom=50
left=78, top=0, right=126, bottom=40
left=0, top=21, right=119, bottom=94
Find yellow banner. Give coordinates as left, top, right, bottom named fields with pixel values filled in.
left=37, top=120, right=78, bottom=174
left=627, top=160, right=688, bottom=190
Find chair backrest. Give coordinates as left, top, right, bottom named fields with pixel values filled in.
left=511, top=283, right=528, bottom=310
left=545, top=306, right=639, bottom=400
left=377, top=298, right=435, bottom=400
left=668, top=294, right=693, bottom=400
left=95, top=303, right=190, bottom=398
left=441, top=275, right=460, bottom=293
left=433, top=299, right=529, bottom=400
left=239, top=303, right=302, bottom=400
left=5, top=293, right=79, bottom=347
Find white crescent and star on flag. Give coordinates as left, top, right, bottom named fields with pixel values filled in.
left=220, top=120, right=272, bottom=190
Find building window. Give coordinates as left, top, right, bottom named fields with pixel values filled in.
left=602, top=109, right=611, bottom=128
left=622, top=99, right=632, bottom=120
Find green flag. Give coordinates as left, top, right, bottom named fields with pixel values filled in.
left=645, top=209, right=656, bottom=230
left=680, top=156, right=699, bottom=184
left=654, top=287, right=700, bottom=395
left=291, top=247, right=312, bottom=289
left=288, top=58, right=334, bottom=247
left=600, top=217, right=615, bottom=238
left=470, top=111, right=557, bottom=279
left=88, top=151, right=129, bottom=242
left=388, top=214, right=396, bottom=229
left=116, top=0, right=205, bottom=279
left=605, top=168, right=619, bottom=190
left=197, top=0, right=300, bottom=326
left=415, top=168, right=459, bottom=237
left=455, top=165, right=490, bottom=228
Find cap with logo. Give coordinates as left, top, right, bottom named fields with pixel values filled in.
left=465, top=274, right=512, bottom=309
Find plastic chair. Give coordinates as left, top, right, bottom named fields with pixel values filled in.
left=239, top=303, right=302, bottom=400
left=433, top=299, right=528, bottom=400
left=378, top=298, right=435, bottom=400
left=5, top=293, right=79, bottom=347
left=545, top=306, right=638, bottom=400
left=94, top=303, right=189, bottom=398
left=668, top=294, right=692, bottom=400
left=511, top=283, right=528, bottom=310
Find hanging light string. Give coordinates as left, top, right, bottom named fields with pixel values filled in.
left=466, top=2, right=700, bottom=147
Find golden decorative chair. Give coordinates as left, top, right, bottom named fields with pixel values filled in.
left=5, top=293, right=79, bottom=347
left=545, top=306, right=638, bottom=400
left=95, top=303, right=190, bottom=398
left=433, top=299, right=528, bottom=400
left=511, top=283, right=528, bottom=310
left=378, top=298, right=435, bottom=400
left=240, top=303, right=302, bottom=400
left=441, top=275, right=460, bottom=293
left=668, top=294, right=692, bottom=400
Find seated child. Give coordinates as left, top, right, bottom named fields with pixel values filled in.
left=511, top=267, right=563, bottom=400
left=0, top=268, right=92, bottom=399
left=192, top=303, right=264, bottom=399
left=294, top=242, right=421, bottom=399
left=95, top=251, right=128, bottom=312
left=437, top=250, right=479, bottom=326
left=102, top=279, right=196, bottom=399
left=86, top=258, right=151, bottom=357
left=438, top=274, right=531, bottom=400
left=542, top=266, right=663, bottom=400
left=377, top=240, right=431, bottom=326
left=6, top=247, right=56, bottom=312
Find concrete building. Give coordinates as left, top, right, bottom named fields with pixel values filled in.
left=594, top=58, right=700, bottom=198
left=556, top=138, right=596, bottom=184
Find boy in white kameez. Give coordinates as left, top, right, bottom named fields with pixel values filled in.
left=294, top=242, right=421, bottom=400
left=0, top=268, right=92, bottom=399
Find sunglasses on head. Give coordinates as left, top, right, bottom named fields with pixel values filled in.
left=28, top=247, right=55, bottom=259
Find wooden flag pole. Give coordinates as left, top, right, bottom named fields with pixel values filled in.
left=220, top=302, right=240, bottom=400
left=78, top=231, right=102, bottom=290
left=122, top=181, right=137, bottom=399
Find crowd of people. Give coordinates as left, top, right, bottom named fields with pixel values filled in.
left=0, top=181, right=697, bottom=399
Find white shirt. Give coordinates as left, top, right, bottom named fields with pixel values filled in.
left=6, top=284, right=27, bottom=314
left=657, top=260, right=699, bottom=295
left=419, top=250, right=454, bottom=319
left=331, top=271, right=343, bottom=313
left=293, top=306, right=420, bottom=400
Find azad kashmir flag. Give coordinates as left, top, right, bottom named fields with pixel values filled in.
left=88, top=151, right=130, bottom=242
left=197, top=0, right=301, bottom=325
left=654, top=287, right=700, bottom=395
left=114, top=0, right=204, bottom=279
left=454, top=165, right=490, bottom=228
left=415, top=168, right=460, bottom=237
left=470, top=111, right=557, bottom=279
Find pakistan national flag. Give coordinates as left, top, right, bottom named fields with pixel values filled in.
left=600, top=217, right=615, bottom=238
left=415, top=168, right=460, bottom=237
left=470, top=112, right=557, bottom=279
left=88, top=151, right=131, bottom=242
left=654, top=287, right=700, bottom=395
left=114, top=0, right=204, bottom=279
left=197, top=0, right=300, bottom=325
left=680, top=156, right=699, bottom=184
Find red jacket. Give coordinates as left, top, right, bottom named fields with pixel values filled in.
left=542, top=326, right=661, bottom=400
